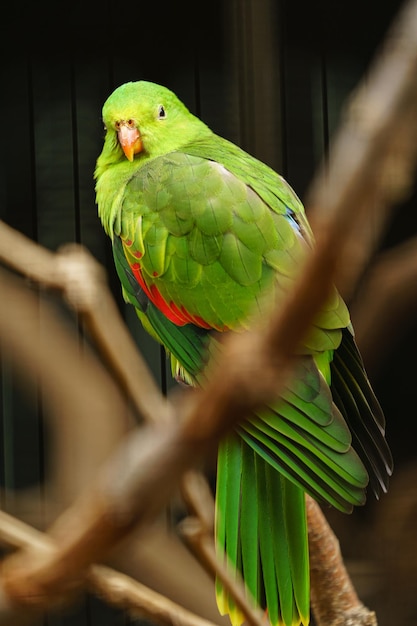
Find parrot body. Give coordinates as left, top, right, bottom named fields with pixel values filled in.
left=95, top=81, right=392, bottom=626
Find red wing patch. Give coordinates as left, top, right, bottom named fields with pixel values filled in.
left=129, top=261, right=215, bottom=330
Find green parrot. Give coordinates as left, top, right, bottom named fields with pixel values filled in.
left=95, top=81, right=392, bottom=626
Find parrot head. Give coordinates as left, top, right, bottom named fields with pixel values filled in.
left=99, top=81, right=209, bottom=165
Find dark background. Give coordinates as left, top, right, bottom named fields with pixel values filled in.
left=1, top=1, right=416, bottom=624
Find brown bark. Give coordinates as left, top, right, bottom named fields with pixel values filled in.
left=307, top=497, right=377, bottom=626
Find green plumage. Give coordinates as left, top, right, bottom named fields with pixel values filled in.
left=95, top=81, right=393, bottom=626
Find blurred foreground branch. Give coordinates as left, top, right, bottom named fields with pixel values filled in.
left=0, top=509, right=217, bottom=626
left=0, top=224, right=171, bottom=428
left=306, top=0, right=417, bottom=298
left=1, top=0, right=417, bottom=625
left=352, top=235, right=417, bottom=374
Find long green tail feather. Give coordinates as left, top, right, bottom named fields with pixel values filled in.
left=240, top=441, right=261, bottom=605
left=215, top=434, right=246, bottom=626
left=216, top=434, right=309, bottom=626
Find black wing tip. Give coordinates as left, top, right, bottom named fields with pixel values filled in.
left=332, top=328, right=394, bottom=501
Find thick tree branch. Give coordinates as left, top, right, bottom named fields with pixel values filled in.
left=307, top=497, right=377, bottom=626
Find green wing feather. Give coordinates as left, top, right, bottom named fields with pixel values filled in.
left=98, top=124, right=392, bottom=626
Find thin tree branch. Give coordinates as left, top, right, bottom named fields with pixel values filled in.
left=0, top=510, right=218, bottom=626
left=0, top=223, right=172, bottom=427
left=179, top=517, right=266, bottom=626
left=0, top=265, right=131, bottom=507
left=178, top=477, right=269, bottom=626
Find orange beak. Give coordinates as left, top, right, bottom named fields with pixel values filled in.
left=117, top=123, right=143, bottom=161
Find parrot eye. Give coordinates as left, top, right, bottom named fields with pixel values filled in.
left=157, top=105, right=166, bottom=120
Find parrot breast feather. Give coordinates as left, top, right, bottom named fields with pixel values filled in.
left=117, top=150, right=349, bottom=352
